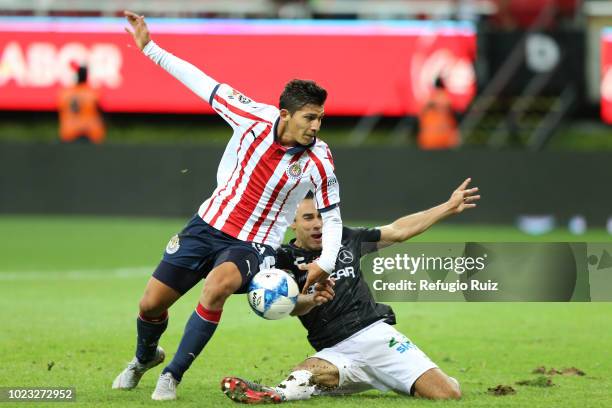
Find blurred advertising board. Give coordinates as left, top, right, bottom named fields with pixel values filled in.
left=481, top=29, right=584, bottom=97
left=601, top=29, right=612, bottom=123
left=0, top=17, right=476, bottom=116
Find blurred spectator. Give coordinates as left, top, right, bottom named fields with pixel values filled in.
left=417, top=77, right=460, bottom=150
left=274, top=0, right=312, bottom=18
left=58, top=65, right=105, bottom=144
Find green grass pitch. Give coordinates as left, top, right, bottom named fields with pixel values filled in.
left=0, top=215, right=611, bottom=407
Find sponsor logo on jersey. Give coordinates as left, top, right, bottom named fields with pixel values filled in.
left=227, top=89, right=252, bottom=104
left=338, top=249, right=354, bottom=264
left=286, top=162, right=303, bottom=180
left=165, top=234, right=180, bottom=254
left=327, top=177, right=337, bottom=188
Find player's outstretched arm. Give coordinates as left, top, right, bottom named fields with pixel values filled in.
left=378, top=178, right=480, bottom=247
left=291, top=280, right=335, bottom=316
left=124, top=10, right=219, bottom=107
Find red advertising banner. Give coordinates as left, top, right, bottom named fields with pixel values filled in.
left=601, top=29, right=612, bottom=123
left=0, top=18, right=476, bottom=116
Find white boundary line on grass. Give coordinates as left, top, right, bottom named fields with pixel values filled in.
left=0, top=266, right=153, bottom=281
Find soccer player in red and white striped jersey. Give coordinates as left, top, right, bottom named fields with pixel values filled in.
left=112, top=11, right=343, bottom=401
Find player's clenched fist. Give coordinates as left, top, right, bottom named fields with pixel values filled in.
left=124, top=10, right=151, bottom=50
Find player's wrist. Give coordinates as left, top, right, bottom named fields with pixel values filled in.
left=314, top=261, right=331, bottom=275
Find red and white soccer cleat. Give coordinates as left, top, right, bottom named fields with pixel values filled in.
left=221, top=376, right=282, bottom=404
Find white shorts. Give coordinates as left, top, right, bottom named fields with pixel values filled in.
left=312, top=321, right=437, bottom=396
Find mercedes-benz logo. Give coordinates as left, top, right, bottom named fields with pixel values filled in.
left=338, top=249, right=354, bottom=264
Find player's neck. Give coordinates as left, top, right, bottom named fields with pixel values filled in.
left=276, top=121, right=299, bottom=147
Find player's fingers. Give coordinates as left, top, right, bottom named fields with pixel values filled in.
left=313, top=294, right=328, bottom=305
left=463, top=187, right=478, bottom=196
left=458, top=177, right=471, bottom=190
left=464, top=203, right=477, bottom=209
left=124, top=27, right=134, bottom=37
left=301, top=279, right=312, bottom=294
left=464, top=195, right=480, bottom=202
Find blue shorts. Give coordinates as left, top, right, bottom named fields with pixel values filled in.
left=152, top=215, right=275, bottom=295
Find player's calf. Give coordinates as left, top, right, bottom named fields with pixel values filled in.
left=292, top=357, right=339, bottom=389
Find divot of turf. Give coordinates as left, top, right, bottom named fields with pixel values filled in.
left=487, top=385, right=516, bottom=396
left=532, top=366, right=586, bottom=376
left=516, top=376, right=555, bottom=387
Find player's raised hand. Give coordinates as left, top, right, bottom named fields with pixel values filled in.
left=312, top=279, right=335, bottom=305
left=124, top=10, right=151, bottom=50
left=299, top=262, right=330, bottom=294
left=447, top=178, right=480, bottom=214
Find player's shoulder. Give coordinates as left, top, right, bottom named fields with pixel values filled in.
left=311, top=138, right=332, bottom=155
left=214, top=83, right=279, bottom=122
left=342, top=226, right=381, bottom=244
left=308, top=138, right=335, bottom=168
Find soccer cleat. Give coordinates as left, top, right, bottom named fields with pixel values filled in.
left=221, top=376, right=282, bottom=404
left=151, top=372, right=179, bottom=401
left=112, top=346, right=166, bottom=390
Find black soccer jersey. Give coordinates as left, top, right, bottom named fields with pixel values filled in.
left=276, top=227, right=396, bottom=351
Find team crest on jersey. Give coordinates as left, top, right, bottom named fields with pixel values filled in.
left=165, top=235, right=180, bottom=255
left=227, top=89, right=252, bottom=104
left=286, top=162, right=303, bottom=180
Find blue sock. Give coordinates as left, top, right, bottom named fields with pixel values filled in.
left=163, top=304, right=221, bottom=382
left=136, top=312, right=168, bottom=364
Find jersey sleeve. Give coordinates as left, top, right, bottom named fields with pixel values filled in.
left=343, top=227, right=381, bottom=256
left=143, top=41, right=219, bottom=105
left=308, top=145, right=340, bottom=212
left=209, top=83, right=277, bottom=129
left=143, top=41, right=276, bottom=129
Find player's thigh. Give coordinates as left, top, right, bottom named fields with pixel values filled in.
left=293, top=358, right=340, bottom=388
left=199, top=249, right=257, bottom=308
left=413, top=368, right=461, bottom=400
left=139, top=275, right=182, bottom=316
left=355, top=322, right=438, bottom=395
left=204, top=244, right=265, bottom=295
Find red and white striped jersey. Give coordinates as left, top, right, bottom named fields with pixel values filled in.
left=144, top=41, right=340, bottom=249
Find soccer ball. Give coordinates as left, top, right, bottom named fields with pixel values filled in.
left=248, top=268, right=299, bottom=320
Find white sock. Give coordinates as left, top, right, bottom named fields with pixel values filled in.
left=274, top=370, right=315, bottom=401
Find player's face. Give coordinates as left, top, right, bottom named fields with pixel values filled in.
left=291, top=198, right=323, bottom=251
left=286, top=104, right=325, bottom=146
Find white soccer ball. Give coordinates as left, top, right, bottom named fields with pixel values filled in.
left=248, top=268, right=299, bottom=320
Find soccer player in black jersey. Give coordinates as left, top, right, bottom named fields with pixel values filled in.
left=221, top=178, right=480, bottom=403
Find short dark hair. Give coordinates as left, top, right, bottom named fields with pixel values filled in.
left=279, top=79, right=327, bottom=114
left=304, top=190, right=314, bottom=200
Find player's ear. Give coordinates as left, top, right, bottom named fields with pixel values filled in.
left=279, top=108, right=291, bottom=121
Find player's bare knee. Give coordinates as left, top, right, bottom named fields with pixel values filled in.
left=138, top=297, right=166, bottom=318
left=430, top=378, right=461, bottom=400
